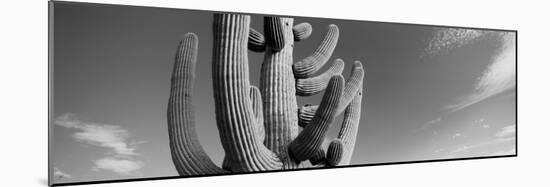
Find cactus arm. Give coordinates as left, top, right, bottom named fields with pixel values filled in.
left=335, top=61, right=364, bottom=114
left=212, top=14, right=282, bottom=172
left=222, top=156, right=232, bottom=171
left=293, top=22, right=312, bottom=41
left=167, top=33, right=226, bottom=176
left=264, top=16, right=285, bottom=52
left=293, top=24, right=339, bottom=78
left=298, top=104, right=317, bottom=127
left=248, top=27, right=266, bottom=52
left=327, top=90, right=363, bottom=165
left=326, top=139, right=344, bottom=166
left=297, top=61, right=364, bottom=126
left=309, top=149, right=327, bottom=166
left=288, top=75, right=344, bottom=161
left=250, top=85, right=265, bottom=142
left=296, top=59, right=344, bottom=96
left=298, top=64, right=364, bottom=166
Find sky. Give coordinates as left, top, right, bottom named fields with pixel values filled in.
left=51, top=2, right=516, bottom=184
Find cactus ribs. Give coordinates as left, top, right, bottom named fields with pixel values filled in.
left=167, top=13, right=364, bottom=175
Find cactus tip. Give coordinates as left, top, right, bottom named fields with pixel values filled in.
left=353, top=61, right=363, bottom=69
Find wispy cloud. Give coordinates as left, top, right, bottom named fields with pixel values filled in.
left=447, top=33, right=515, bottom=112
left=418, top=117, right=442, bottom=131
left=447, top=145, right=470, bottom=155
left=423, top=28, right=516, bottom=113
left=53, top=167, right=72, bottom=180
left=495, top=124, right=516, bottom=138
left=441, top=124, right=516, bottom=158
left=473, top=118, right=490, bottom=129
left=54, top=113, right=144, bottom=176
left=93, top=157, right=143, bottom=176
left=452, top=133, right=462, bottom=139
left=423, top=28, right=489, bottom=57
left=443, top=139, right=514, bottom=158
left=488, top=148, right=516, bottom=156
left=55, top=114, right=137, bottom=156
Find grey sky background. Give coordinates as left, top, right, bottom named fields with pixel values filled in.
left=51, top=2, right=516, bottom=184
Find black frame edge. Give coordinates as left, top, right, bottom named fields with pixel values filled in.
left=47, top=1, right=519, bottom=186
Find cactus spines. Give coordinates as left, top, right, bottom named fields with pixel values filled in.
left=168, top=13, right=365, bottom=175
left=168, top=33, right=226, bottom=175
left=293, top=22, right=313, bottom=41
left=288, top=75, right=344, bottom=161
left=264, top=16, right=286, bottom=51
left=296, top=58, right=345, bottom=96
left=248, top=28, right=266, bottom=52
left=326, top=139, right=344, bottom=166
left=293, top=24, right=339, bottom=78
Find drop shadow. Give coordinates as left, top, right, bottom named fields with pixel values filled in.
left=37, top=178, right=49, bottom=186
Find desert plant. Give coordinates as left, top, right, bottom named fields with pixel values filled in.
left=167, top=13, right=364, bottom=176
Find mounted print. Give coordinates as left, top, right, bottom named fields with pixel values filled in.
left=49, top=1, right=517, bottom=186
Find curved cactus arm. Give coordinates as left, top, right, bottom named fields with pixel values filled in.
left=264, top=16, right=285, bottom=52
left=298, top=104, right=317, bottom=127
left=288, top=75, right=344, bottom=162
left=250, top=85, right=265, bottom=143
left=296, top=58, right=344, bottom=96
left=221, top=155, right=232, bottom=171
left=167, top=33, right=226, bottom=176
left=335, top=61, right=364, bottom=115
left=293, top=22, right=312, bottom=41
left=212, top=14, right=282, bottom=172
left=326, top=139, right=344, bottom=166
left=298, top=61, right=364, bottom=127
left=248, top=27, right=266, bottom=52
left=309, top=148, right=327, bottom=166
left=293, top=24, right=339, bottom=78
left=327, top=90, right=363, bottom=166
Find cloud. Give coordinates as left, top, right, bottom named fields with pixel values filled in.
left=423, top=28, right=516, bottom=112
left=447, top=145, right=470, bottom=155
left=441, top=124, right=515, bottom=158
left=423, top=28, right=489, bottom=57
left=473, top=118, right=490, bottom=128
left=72, top=125, right=136, bottom=155
left=445, top=32, right=516, bottom=112
left=495, top=124, right=516, bottom=138
left=452, top=133, right=462, bottom=139
left=54, top=113, right=144, bottom=176
left=55, top=113, right=137, bottom=156
left=93, top=157, right=143, bottom=176
left=53, top=167, right=72, bottom=180
left=489, top=148, right=516, bottom=156
left=419, top=117, right=442, bottom=130
left=443, top=139, right=513, bottom=158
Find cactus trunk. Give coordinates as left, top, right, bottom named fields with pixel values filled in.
left=259, top=17, right=304, bottom=168
left=212, top=14, right=281, bottom=172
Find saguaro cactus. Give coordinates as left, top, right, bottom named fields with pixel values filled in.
left=167, top=13, right=365, bottom=175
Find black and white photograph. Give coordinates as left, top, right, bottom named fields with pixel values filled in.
left=47, top=1, right=517, bottom=185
